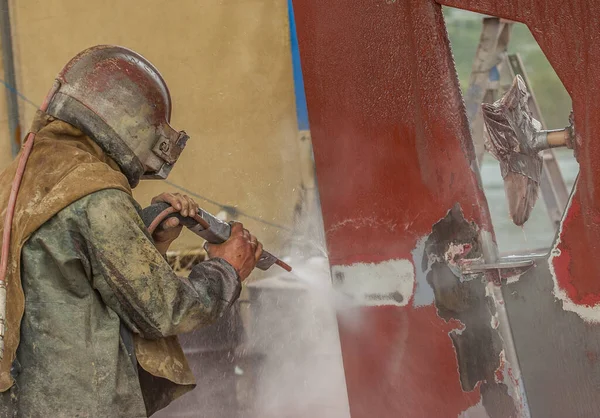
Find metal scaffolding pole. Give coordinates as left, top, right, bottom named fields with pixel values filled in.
left=0, top=0, right=20, bottom=157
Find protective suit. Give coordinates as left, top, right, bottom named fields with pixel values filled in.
left=0, top=108, right=241, bottom=415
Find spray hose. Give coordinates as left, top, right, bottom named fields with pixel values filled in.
left=0, top=81, right=60, bottom=360
left=143, top=203, right=292, bottom=272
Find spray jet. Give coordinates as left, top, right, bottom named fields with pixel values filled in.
left=481, top=75, right=576, bottom=226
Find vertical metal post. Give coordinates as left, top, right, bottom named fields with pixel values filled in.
left=466, top=17, right=570, bottom=231
left=506, top=54, right=570, bottom=229
left=0, top=0, right=20, bottom=157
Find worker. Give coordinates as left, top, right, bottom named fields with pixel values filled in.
left=0, top=45, right=262, bottom=417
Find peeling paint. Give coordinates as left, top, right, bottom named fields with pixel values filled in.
left=292, top=0, right=568, bottom=414
left=494, top=350, right=506, bottom=384
left=423, top=205, right=519, bottom=417
left=549, top=183, right=600, bottom=323
left=330, top=259, right=415, bottom=307
left=492, top=349, right=529, bottom=417
left=444, top=242, right=473, bottom=278
left=327, top=217, right=399, bottom=234
left=485, top=284, right=530, bottom=417
left=490, top=313, right=499, bottom=329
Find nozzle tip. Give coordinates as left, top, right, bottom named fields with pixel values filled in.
left=276, top=259, right=293, bottom=272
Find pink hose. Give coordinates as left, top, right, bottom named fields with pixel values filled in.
left=147, top=208, right=292, bottom=272
left=0, top=131, right=36, bottom=282
left=0, top=82, right=61, bottom=360
left=0, top=81, right=60, bottom=287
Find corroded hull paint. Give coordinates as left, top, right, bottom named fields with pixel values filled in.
left=293, top=0, right=600, bottom=416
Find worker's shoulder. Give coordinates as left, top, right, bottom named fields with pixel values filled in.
left=72, top=188, right=137, bottom=206
left=65, top=188, right=142, bottom=220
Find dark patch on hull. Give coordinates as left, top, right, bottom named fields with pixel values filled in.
left=423, top=204, right=517, bottom=417
left=503, top=257, right=600, bottom=418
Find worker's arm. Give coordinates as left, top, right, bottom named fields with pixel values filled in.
left=142, top=191, right=263, bottom=279
left=79, top=189, right=249, bottom=339
left=147, top=192, right=199, bottom=256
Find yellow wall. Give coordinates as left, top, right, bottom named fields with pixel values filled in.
left=3, top=0, right=301, bottom=253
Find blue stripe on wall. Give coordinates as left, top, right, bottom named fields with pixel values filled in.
left=287, top=0, right=310, bottom=131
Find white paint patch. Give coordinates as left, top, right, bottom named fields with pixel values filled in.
left=490, top=313, right=499, bottom=329
left=331, top=259, right=415, bottom=307
left=505, top=273, right=523, bottom=284
left=548, top=182, right=600, bottom=323
left=485, top=284, right=494, bottom=299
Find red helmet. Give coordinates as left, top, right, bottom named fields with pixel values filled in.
left=46, top=45, right=188, bottom=187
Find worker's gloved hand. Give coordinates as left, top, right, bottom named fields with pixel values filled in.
left=150, top=192, right=199, bottom=255
left=206, top=222, right=263, bottom=281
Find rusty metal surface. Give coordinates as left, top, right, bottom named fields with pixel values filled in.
left=292, top=0, right=491, bottom=271
left=439, top=0, right=600, bottom=304
left=294, top=0, right=600, bottom=416
left=292, top=0, right=524, bottom=416
left=440, top=1, right=600, bottom=416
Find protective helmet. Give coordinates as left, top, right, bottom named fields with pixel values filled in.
left=46, top=45, right=188, bottom=187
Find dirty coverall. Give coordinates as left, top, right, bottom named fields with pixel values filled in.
left=0, top=119, right=241, bottom=417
